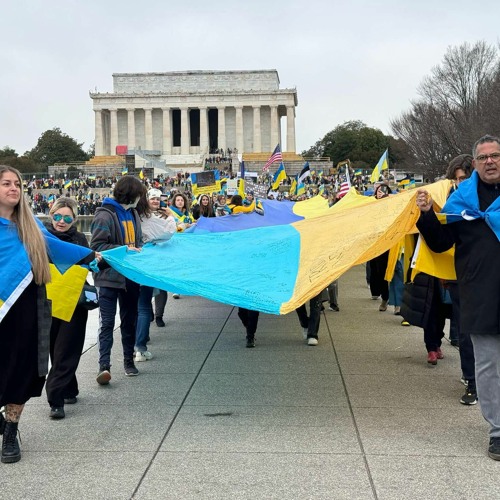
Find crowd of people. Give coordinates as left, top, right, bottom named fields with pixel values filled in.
left=25, top=162, right=383, bottom=218
left=2, top=134, right=500, bottom=466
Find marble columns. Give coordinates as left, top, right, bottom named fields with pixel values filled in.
left=127, top=108, right=135, bottom=149
left=94, top=110, right=104, bottom=156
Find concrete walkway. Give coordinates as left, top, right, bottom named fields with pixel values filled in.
left=2, top=266, right=498, bottom=499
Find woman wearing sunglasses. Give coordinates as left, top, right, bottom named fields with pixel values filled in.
left=44, top=197, right=100, bottom=420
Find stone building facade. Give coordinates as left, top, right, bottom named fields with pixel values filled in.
left=90, top=70, right=298, bottom=157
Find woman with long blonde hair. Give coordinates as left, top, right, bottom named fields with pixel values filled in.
left=0, top=165, right=52, bottom=464
left=0, top=166, right=92, bottom=464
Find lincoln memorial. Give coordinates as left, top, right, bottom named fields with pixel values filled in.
left=90, top=70, right=298, bottom=158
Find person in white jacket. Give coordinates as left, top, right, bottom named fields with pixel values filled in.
left=134, top=188, right=176, bottom=360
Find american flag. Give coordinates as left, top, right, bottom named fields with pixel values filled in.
left=338, top=181, right=350, bottom=197
left=337, top=168, right=351, bottom=198
left=263, top=144, right=282, bottom=172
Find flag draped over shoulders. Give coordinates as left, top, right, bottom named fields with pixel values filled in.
left=440, top=170, right=500, bottom=241
left=0, top=218, right=33, bottom=322
left=0, top=217, right=93, bottom=323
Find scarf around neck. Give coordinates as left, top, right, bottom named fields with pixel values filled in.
left=441, top=170, right=500, bottom=241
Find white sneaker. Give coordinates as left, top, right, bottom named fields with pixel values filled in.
left=307, top=337, right=318, bottom=346
left=134, top=350, right=153, bottom=362
left=173, top=293, right=180, bottom=299
left=302, top=327, right=308, bottom=339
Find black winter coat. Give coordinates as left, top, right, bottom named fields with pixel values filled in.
left=416, top=180, right=500, bottom=336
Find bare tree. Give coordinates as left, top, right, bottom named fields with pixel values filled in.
left=391, top=41, right=500, bottom=179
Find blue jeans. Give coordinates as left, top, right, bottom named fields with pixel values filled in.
left=135, top=286, right=153, bottom=352
left=97, top=280, right=140, bottom=367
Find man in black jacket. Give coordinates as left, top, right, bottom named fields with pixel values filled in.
left=415, top=134, right=500, bottom=461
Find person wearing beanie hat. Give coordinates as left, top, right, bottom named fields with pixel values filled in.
left=147, top=188, right=163, bottom=200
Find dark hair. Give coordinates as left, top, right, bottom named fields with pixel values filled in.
left=230, top=194, right=243, bottom=206
left=113, top=176, right=145, bottom=204
left=170, top=192, right=190, bottom=212
left=135, top=188, right=152, bottom=218
left=472, top=135, right=500, bottom=157
left=445, top=154, right=473, bottom=180
left=374, top=183, right=391, bottom=197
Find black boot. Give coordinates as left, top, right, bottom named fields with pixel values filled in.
left=0, top=412, right=5, bottom=435
left=1, top=421, right=21, bottom=464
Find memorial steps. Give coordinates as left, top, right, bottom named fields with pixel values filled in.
left=86, top=155, right=125, bottom=166
left=161, top=153, right=205, bottom=171
left=242, top=152, right=304, bottom=162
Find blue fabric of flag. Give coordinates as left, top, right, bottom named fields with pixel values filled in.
left=101, top=224, right=301, bottom=315
left=1, top=217, right=93, bottom=322
left=187, top=199, right=302, bottom=233
left=441, top=170, right=500, bottom=241
left=0, top=218, right=33, bottom=320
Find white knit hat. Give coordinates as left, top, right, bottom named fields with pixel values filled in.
left=147, top=188, right=163, bottom=200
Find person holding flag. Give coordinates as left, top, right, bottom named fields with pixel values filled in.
left=367, top=183, right=392, bottom=311
left=0, top=166, right=94, bottom=464
left=370, top=149, right=389, bottom=184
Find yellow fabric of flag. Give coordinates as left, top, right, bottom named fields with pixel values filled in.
left=279, top=180, right=453, bottom=313
left=329, top=188, right=376, bottom=213
left=46, top=264, right=88, bottom=321
left=385, top=239, right=405, bottom=282
left=292, top=194, right=329, bottom=218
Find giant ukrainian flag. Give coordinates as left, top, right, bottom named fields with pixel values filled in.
left=99, top=180, right=452, bottom=315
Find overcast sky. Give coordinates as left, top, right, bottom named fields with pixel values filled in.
left=1, top=0, right=499, bottom=156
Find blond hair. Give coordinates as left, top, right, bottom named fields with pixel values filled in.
left=49, top=196, right=78, bottom=219
left=0, top=166, right=51, bottom=284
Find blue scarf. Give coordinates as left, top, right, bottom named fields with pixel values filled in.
left=170, top=205, right=192, bottom=224
left=441, top=170, right=500, bottom=241
left=102, top=198, right=137, bottom=245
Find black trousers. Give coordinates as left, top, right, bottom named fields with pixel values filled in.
left=154, top=290, right=168, bottom=318
left=295, top=292, right=322, bottom=339
left=46, top=306, right=88, bottom=408
left=369, top=251, right=389, bottom=301
left=423, top=284, right=447, bottom=352
left=448, top=281, right=475, bottom=385
left=238, top=308, right=260, bottom=340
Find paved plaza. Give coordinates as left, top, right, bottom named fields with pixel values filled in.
left=2, top=265, right=498, bottom=499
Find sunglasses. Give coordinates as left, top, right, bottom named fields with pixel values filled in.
left=53, top=214, right=74, bottom=224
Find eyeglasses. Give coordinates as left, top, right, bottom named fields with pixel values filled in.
left=52, top=214, right=74, bottom=224
left=475, top=152, right=500, bottom=163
